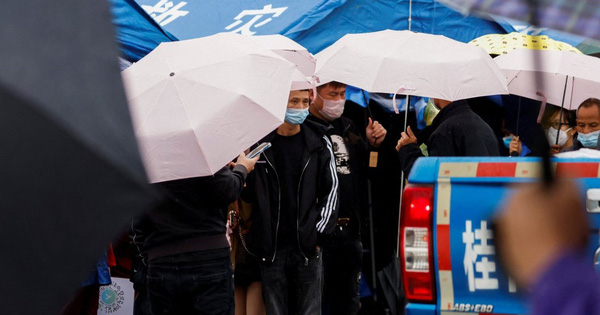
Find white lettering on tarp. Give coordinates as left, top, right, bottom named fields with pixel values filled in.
left=225, top=4, right=288, bottom=35
left=463, top=220, right=499, bottom=292
left=142, top=0, right=189, bottom=26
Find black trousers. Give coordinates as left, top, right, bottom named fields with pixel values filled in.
left=322, top=226, right=363, bottom=315
left=146, top=255, right=234, bottom=315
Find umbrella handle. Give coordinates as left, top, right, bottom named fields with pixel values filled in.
left=392, top=85, right=416, bottom=114
left=535, top=90, right=547, bottom=124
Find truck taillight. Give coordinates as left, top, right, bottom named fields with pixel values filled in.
left=400, top=185, right=435, bottom=303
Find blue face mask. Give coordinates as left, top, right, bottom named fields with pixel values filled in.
left=502, top=136, right=513, bottom=148
left=284, top=108, right=309, bottom=125
left=578, top=130, right=600, bottom=148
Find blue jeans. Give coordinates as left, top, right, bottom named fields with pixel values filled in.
left=146, top=255, right=234, bottom=315
left=260, top=244, right=323, bottom=315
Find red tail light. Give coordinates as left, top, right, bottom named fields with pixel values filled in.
left=400, top=185, right=436, bottom=303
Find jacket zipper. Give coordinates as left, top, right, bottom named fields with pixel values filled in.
left=297, top=156, right=312, bottom=265
left=264, top=154, right=281, bottom=263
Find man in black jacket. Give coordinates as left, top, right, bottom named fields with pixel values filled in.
left=396, top=98, right=499, bottom=174
left=133, top=154, right=257, bottom=315
left=307, top=81, right=387, bottom=315
left=244, top=89, right=339, bottom=315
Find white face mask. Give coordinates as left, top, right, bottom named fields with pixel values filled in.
left=317, top=93, right=345, bottom=121
left=546, top=126, right=571, bottom=147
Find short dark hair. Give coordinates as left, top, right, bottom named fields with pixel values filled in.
left=577, top=98, right=600, bottom=116
left=316, top=81, right=346, bottom=92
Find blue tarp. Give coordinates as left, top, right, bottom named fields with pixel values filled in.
left=132, top=0, right=347, bottom=43
left=110, top=0, right=177, bottom=62
left=289, top=0, right=507, bottom=52
left=132, top=0, right=506, bottom=54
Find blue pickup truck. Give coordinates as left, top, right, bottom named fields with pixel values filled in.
left=399, top=156, right=600, bottom=315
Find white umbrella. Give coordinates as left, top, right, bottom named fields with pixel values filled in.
left=122, top=33, right=298, bottom=183
left=494, top=49, right=600, bottom=109
left=251, top=34, right=316, bottom=78
left=314, top=29, right=508, bottom=110
left=250, top=34, right=315, bottom=91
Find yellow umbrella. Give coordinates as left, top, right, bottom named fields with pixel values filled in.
left=468, top=32, right=582, bottom=55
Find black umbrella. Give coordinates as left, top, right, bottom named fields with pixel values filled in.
left=0, top=1, right=158, bottom=314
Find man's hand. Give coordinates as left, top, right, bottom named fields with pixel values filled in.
left=509, top=136, right=522, bottom=156
left=235, top=152, right=259, bottom=173
left=495, top=180, right=587, bottom=288
left=395, top=126, right=417, bottom=152
left=550, top=144, right=561, bottom=155
left=366, top=117, right=387, bottom=148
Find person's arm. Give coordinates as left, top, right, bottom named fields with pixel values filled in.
left=209, top=152, right=258, bottom=205
left=366, top=117, right=387, bottom=148
left=509, top=136, right=522, bottom=156
left=396, top=126, right=423, bottom=175
left=315, top=135, right=339, bottom=235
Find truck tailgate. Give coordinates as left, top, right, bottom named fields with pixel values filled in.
left=409, top=157, right=600, bottom=315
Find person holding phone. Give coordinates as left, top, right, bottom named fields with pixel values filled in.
left=135, top=152, right=258, bottom=315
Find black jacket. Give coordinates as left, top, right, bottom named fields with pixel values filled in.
left=307, top=115, right=369, bottom=236
left=399, top=100, right=499, bottom=174
left=138, top=166, right=248, bottom=260
left=244, top=120, right=339, bottom=262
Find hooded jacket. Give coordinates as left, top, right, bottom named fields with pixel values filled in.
left=399, top=99, right=499, bottom=174
left=243, top=120, right=339, bottom=262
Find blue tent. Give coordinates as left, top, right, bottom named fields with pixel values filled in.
left=110, top=0, right=177, bottom=62
left=132, top=0, right=506, bottom=53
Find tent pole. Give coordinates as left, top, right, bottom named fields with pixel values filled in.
left=408, top=0, right=413, bottom=31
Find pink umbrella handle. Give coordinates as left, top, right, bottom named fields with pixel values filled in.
left=311, top=76, right=319, bottom=103
left=536, top=91, right=547, bottom=124
left=392, top=85, right=416, bottom=114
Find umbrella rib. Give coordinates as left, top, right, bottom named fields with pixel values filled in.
left=134, top=79, right=170, bottom=133
left=506, top=69, right=523, bottom=87
left=170, top=77, right=215, bottom=175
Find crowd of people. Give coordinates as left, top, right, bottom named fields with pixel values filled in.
left=115, top=84, right=600, bottom=315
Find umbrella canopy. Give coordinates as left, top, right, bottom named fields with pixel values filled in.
left=0, top=0, right=157, bottom=314
left=250, top=34, right=315, bottom=90
left=314, top=30, right=508, bottom=102
left=438, top=0, right=600, bottom=41
left=494, top=49, right=600, bottom=109
left=469, top=32, right=582, bottom=55
left=122, top=33, right=298, bottom=183
left=251, top=34, right=316, bottom=77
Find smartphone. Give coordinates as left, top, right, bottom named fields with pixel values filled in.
left=247, top=142, right=272, bottom=159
